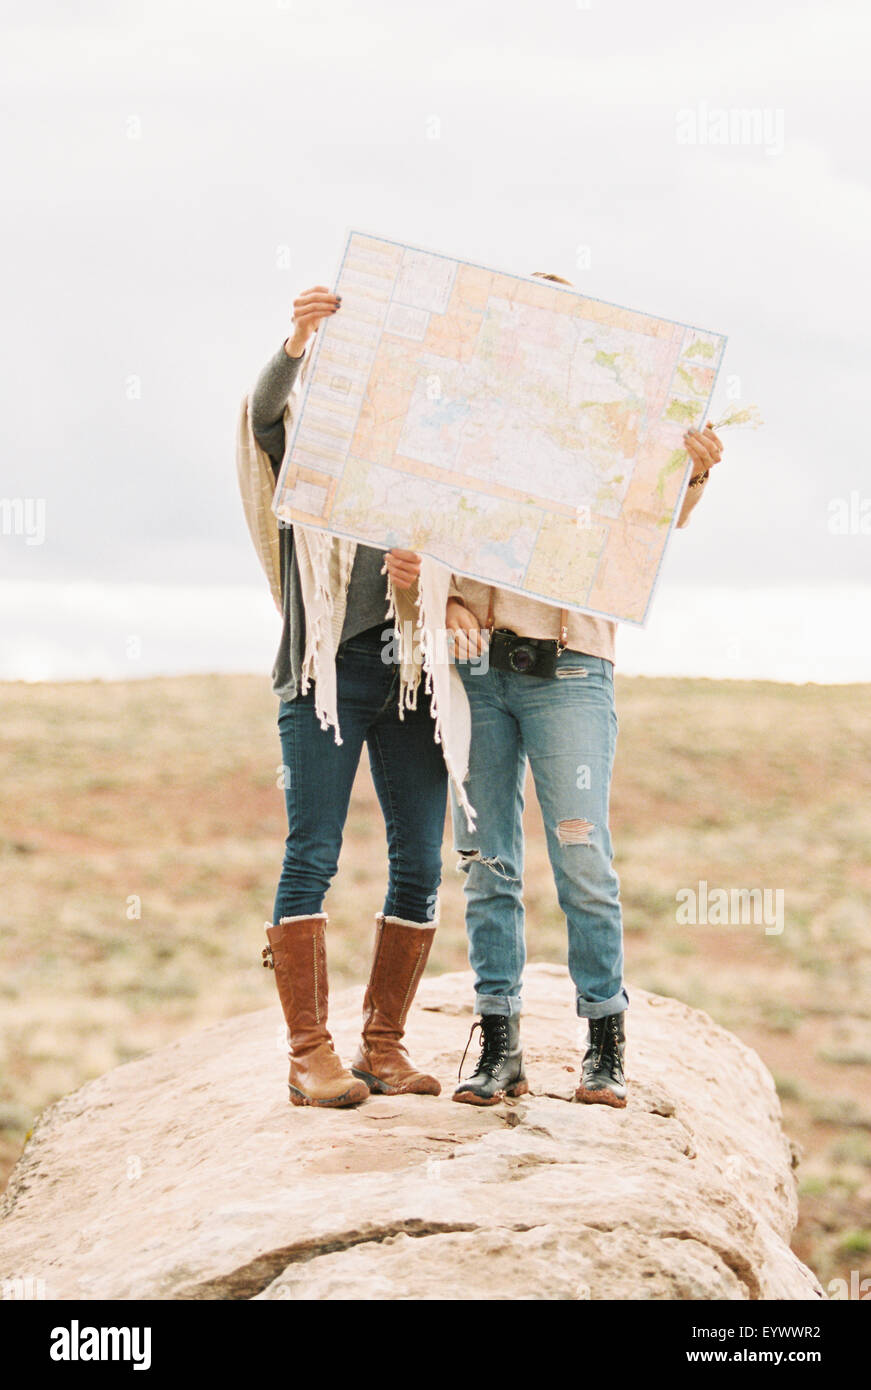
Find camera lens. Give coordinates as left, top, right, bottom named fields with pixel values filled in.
left=510, top=644, right=536, bottom=673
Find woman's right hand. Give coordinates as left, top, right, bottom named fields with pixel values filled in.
left=284, top=285, right=341, bottom=358
left=446, top=598, right=488, bottom=660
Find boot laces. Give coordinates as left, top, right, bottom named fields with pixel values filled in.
left=589, top=1015, right=624, bottom=1081
left=458, top=1016, right=509, bottom=1081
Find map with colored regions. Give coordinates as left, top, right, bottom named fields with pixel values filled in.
left=271, top=230, right=727, bottom=624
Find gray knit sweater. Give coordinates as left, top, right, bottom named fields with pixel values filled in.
left=250, top=343, right=391, bottom=701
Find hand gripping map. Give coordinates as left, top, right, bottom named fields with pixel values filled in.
left=272, top=231, right=727, bottom=624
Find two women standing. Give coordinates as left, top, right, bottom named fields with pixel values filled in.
left=239, top=279, right=723, bottom=1110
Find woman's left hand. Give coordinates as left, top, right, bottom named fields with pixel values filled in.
left=384, top=548, right=422, bottom=590
left=684, top=421, right=724, bottom=478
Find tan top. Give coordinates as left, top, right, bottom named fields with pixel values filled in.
left=448, top=576, right=619, bottom=663
left=448, top=473, right=710, bottom=668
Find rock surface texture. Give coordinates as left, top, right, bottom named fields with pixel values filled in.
left=0, top=964, right=823, bottom=1300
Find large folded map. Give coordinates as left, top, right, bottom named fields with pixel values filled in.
left=271, top=231, right=726, bottom=624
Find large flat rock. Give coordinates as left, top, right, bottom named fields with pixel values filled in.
left=0, top=964, right=823, bottom=1300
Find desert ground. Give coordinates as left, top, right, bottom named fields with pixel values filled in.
left=1, top=673, right=869, bottom=1292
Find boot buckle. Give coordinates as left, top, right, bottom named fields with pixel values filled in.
left=261, top=944, right=275, bottom=969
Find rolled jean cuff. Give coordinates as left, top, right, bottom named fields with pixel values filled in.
left=575, top=986, right=629, bottom=1020
left=475, top=993, right=522, bottom=1018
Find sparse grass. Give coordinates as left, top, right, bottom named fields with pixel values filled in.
left=773, top=1074, right=801, bottom=1102
left=830, top=1135, right=871, bottom=1168
left=819, top=1048, right=871, bottom=1067
left=839, top=1230, right=871, bottom=1256
left=810, top=1097, right=871, bottom=1131
left=798, top=1175, right=827, bottom=1197
left=760, top=1004, right=803, bottom=1034
left=1, top=672, right=870, bottom=1290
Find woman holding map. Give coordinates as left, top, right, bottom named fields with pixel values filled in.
left=242, top=285, right=452, bottom=1109
left=445, top=273, right=725, bottom=1107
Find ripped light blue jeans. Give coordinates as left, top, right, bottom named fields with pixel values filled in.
left=450, top=648, right=628, bottom=1020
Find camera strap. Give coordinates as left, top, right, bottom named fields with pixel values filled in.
left=485, top=587, right=569, bottom=655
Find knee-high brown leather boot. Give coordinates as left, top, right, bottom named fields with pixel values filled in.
left=350, top=914, right=441, bottom=1096
left=262, top=914, right=369, bottom=1108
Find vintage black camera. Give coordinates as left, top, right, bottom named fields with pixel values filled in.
left=488, top=628, right=559, bottom=679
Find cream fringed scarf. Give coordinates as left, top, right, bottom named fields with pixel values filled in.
left=235, top=367, right=476, bottom=831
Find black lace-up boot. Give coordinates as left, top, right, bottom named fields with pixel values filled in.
left=452, top=1014, right=528, bottom=1106
left=574, top=1012, right=627, bottom=1108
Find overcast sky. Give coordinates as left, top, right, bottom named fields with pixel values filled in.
left=1, top=0, right=869, bottom=681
